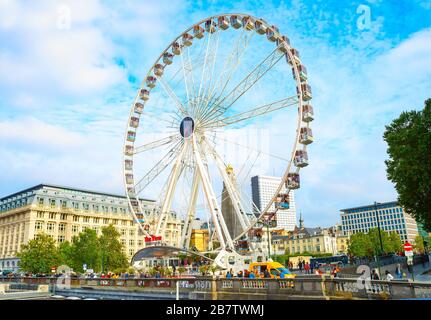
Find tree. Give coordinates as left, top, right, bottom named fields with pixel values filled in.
left=17, top=233, right=60, bottom=274
left=70, top=228, right=101, bottom=273
left=98, top=225, right=128, bottom=273
left=414, top=235, right=425, bottom=254
left=58, top=241, right=74, bottom=267
left=388, top=231, right=403, bottom=253
left=384, top=98, right=431, bottom=230
left=348, top=232, right=373, bottom=257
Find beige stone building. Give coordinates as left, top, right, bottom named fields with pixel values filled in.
left=0, top=184, right=182, bottom=271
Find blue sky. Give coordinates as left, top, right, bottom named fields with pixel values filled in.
left=0, top=0, right=430, bottom=227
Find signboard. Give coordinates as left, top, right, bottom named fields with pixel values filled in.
left=145, top=235, right=162, bottom=242
left=404, top=242, right=413, bottom=252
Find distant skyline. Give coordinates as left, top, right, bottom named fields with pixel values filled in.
left=1, top=1, right=431, bottom=227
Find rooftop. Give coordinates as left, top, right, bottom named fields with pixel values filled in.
left=0, top=183, right=155, bottom=202
left=340, top=201, right=398, bottom=213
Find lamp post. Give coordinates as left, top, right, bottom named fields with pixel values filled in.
left=374, top=201, right=384, bottom=277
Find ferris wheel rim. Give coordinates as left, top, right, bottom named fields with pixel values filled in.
left=122, top=13, right=313, bottom=248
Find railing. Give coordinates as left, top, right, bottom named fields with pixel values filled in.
left=1, top=276, right=430, bottom=300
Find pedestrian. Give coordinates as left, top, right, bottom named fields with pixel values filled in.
left=371, top=269, right=379, bottom=280
left=263, top=269, right=271, bottom=278
left=304, top=262, right=310, bottom=275
left=249, top=272, right=255, bottom=279
left=395, top=264, right=402, bottom=279
left=385, top=270, right=394, bottom=281
left=298, top=261, right=303, bottom=273
left=310, top=261, right=314, bottom=274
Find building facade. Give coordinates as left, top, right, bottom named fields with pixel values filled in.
left=340, top=201, right=419, bottom=243
left=272, top=227, right=338, bottom=256
left=251, top=175, right=296, bottom=231
left=0, top=184, right=182, bottom=271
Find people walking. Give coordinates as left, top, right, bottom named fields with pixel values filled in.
left=298, top=261, right=303, bottom=273
left=385, top=270, right=394, bottom=281
left=304, top=262, right=310, bottom=275
left=395, top=264, right=403, bottom=279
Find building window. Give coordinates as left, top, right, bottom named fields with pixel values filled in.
left=58, top=224, right=66, bottom=233
left=103, top=218, right=109, bottom=224
left=35, top=221, right=44, bottom=231
left=50, top=199, right=56, bottom=208
left=37, top=197, right=44, bottom=206
left=37, top=212, right=44, bottom=219
left=58, top=235, right=65, bottom=243
left=72, top=225, right=79, bottom=233
left=47, top=222, right=55, bottom=232
left=60, top=200, right=67, bottom=209
left=73, top=216, right=80, bottom=222
left=60, top=213, right=67, bottom=220
left=49, top=212, right=56, bottom=219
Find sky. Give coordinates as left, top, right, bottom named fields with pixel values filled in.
left=0, top=0, right=430, bottom=227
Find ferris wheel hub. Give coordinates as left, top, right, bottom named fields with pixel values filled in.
left=179, top=116, right=195, bottom=139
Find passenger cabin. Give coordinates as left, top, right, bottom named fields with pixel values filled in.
left=125, top=159, right=133, bottom=170
left=218, top=16, right=229, bottom=30
left=125, top=145, right=133, bottom=156
left=126, top=131, right=136, bottom=142
left=172, top=42, right=181, bottom=55
left=193, top=25, right=205, bottom=39
left=154, top=64, right=164, bottom=77
left=146, top=76, right=156, bottom=88
left=302, top=104, right=314, bottom=122
left=288, top=48, right=301, bottom=65
left=275, top=193, right=290, bottom=209
left=163, top=52, right=174, bottom=65
left=300, top=127, right=313, bottom=145
left=139, top=89, right=150, bottom=101
left=230, top=15, right=242, bottom=29
left=182, top=33, right=193, bottom=46
left=286, top=173, right=300, bottom=189
left=242, top=16, right=254, bottom=30
left=205, top=19, right=216, bottom=33
left=130, top=116, right=139, bottom=128
left=266, top=25, right=280, bottom=42
left=293, top=64, right=307, bottom=82
left=248, top=228, right=263, bottom=242
left=255, top=20, right=267, bottom=34
left=134, top=102, right=144, bottom=114
left=294, top=150, right=309, bottom=168
left=276, top=35, right=290, bottom=53
left=127, top=187, right=136, bottom=196
left=297, top=83, right=312, bottom=101
left=125, top=174, right=134, bottom=184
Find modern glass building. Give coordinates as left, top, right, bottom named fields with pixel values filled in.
left=340, top=201, right=419, bottom=243
left=251, top=175, right=296, bottom=231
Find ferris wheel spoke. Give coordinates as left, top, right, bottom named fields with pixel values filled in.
left=134, top=140, right=183, bottom=195
left=201, top=45, right=285, bottom=125
left=203, top=95, right=299, bottom=128
left=158, top=76, right=188, bottom=116
left=134, top=135, right=179, bottom=155
left=199, top=29, right=254, bottom=122
left=195, top=31, right=221, bottom=120
left=195, top=28, right=220, bottom=117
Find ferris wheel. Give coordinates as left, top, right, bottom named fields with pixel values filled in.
left=123, top=14, right=314, bottom=267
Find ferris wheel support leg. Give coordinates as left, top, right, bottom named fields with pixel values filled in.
left=180, top=170, right=201, bottom=249
left=204, top=140, right=250, bottom=232
left=191, top=135, right=234, bottom=250
left=155, top=142, right=187, bottom=238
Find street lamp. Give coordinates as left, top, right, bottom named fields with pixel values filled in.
left=373, top=201, right=384, bottom=277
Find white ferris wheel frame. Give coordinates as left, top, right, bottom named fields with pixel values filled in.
left=122, top=13, right=312, bottom=254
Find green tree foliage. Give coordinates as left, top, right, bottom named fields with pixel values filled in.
left=17, top=233, right=60, bottom=274
left=58, top=241, right=74, bottom=267
left=348, top=228, right=404, bottom=257
left=348, top=232, right=373, bottom=257
left=70, top=228, right=101, bottom=273
left=384, top=98, right=431, bottom=231
left=99, top=225, right=128, bottom=273
left=414, top=235, right=425, bottom=254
